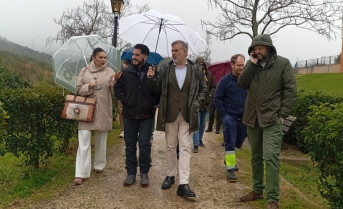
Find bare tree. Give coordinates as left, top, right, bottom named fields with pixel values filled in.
left=188, top=49, right=212, bottom=64
left=46, top=0, right=150, bottom=49
left=202, top=0, right=342, bottom=40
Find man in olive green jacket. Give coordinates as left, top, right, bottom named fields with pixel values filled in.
left=147, top=40, right=207, bottom=198
left=237, top=34, right=297, bottom=209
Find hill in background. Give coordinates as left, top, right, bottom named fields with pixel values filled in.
left=0, top=37, right=51, bottom=63
left=0, top=37, right=54, bottom=84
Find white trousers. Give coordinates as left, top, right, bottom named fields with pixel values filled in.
left=165, top=112, right=193, bottom=184
left=75, top=130, right=108, bottom=178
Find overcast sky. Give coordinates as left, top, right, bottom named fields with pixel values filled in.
left=0, top=0, right=341, bottom=65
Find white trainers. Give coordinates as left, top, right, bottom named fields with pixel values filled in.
left=119, top=131, right=124, bottom=138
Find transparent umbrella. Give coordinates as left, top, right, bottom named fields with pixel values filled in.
left=51, top=35, right=118, bottom=93
left=118, top=10, right=207, bottom=57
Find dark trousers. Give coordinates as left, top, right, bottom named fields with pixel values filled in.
left=207, top=102, right=223, bottom=131
left=223, top=115, right=247, bottom=151
left=123, top=116, right=153, bottom=175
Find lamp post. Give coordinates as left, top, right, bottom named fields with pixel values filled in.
left=110, top=0, right=124, bottom=47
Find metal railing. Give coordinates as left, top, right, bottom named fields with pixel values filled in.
left=296, top=55, right=340, bottom=68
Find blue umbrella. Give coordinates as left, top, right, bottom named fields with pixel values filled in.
left=121, top=47, right=163, bottom=65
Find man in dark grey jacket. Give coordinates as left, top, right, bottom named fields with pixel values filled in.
left=237, top=34, right=297, bottom=209
left=147, top=40, right=207, bottom=198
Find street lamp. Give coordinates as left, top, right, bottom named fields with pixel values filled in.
left=110, top=0, right=124, bottom=47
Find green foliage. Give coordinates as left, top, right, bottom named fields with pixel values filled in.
left=0, top=84, right=76, bottom=168
left=0, top=102, right=9, bottom=155
left=303, top=103, right=343, bottom=208
left=283, top=90, right=343, bottom=151
left=0, top=63, right=30, bottom=89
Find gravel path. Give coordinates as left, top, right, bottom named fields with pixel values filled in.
left=32, top=130, right=253, bottom=209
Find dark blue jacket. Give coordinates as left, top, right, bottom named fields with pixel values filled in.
left=214, top=73, right=247, bottom=120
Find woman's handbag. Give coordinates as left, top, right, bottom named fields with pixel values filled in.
left=61, top=95, right=96, bottom=122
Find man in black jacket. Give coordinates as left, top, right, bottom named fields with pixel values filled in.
left=114, top=44, right=160, bottom=187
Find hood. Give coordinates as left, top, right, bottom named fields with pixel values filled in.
left=248, top=34, right=277, bottom=56
left=195, top=57, right=208, bottom=70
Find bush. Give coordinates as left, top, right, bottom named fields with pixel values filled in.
left=283, top=90, right=343, bottom=151
left=0, top=84, right=76, bottom=168
left=0, top=63, right=30, bottom=89
left=303, top=103, right=343, bottom=208
left=0, top=102, right=9, bottom=155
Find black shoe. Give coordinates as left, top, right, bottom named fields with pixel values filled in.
left=193, top=146, right=199, bottom=153
left=227, top=170, right=238, bottom=182
left=199, top=141, right=205, bottom=147
left=123, top=174, right=136, bottom=187
left=177, top=184, right=196, bottom=197
left=222, top=142, right=225, bottom=146
left=140, top=173, right=149, bottom=187
left=162, top=176, right=175, bottom=190
left=205, top=128, right=212, bottom=132
left=216, top=130, right=220, bottom=134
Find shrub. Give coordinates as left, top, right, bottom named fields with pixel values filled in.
left=0, top=102, right=9, bottom=155
left=0, top=84, right=76, bottom=168
left=0, top=63, right=30, bottom=89
left=303, top=103, right=343, bottom=208
left=283, top=90, right=343, bottom=151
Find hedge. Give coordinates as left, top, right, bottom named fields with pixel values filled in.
left=0, top=84, right=76, bottom=168
left=303, top=103, right=343, bottom=208
left=283, top=90, right=343, bottom=151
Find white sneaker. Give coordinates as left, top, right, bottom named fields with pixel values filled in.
left=119, top=131, right=124, bottom=138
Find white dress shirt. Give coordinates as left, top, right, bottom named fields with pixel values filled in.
left=174, top=61, right=188, bottom=89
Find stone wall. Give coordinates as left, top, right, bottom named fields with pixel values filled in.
left=297, top=64, right=341, bottom=74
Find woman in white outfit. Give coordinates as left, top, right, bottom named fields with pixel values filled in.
left=74, top=47, right=120, bottom=185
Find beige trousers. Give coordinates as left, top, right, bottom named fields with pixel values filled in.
left=165, top=112, right=193, bottom=184
left=75, top=130, right=108, bottom=178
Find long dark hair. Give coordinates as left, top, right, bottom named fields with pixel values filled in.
left=90, top=47, right=105, bottom=62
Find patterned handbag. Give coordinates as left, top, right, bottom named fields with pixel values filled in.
left=61, top=95, right=96, bottom=122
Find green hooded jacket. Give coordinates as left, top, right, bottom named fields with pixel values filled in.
left=237, top=34, right=297, bottom=128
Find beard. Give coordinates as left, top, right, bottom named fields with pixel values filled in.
left=257, top=54, right=268, bottom=62
left=133, top=58, right=145, bottom=67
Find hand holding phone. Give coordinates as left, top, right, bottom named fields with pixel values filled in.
left=147, top=65, right=155, bottom=78
left=250, top=51, right=258, bottom=64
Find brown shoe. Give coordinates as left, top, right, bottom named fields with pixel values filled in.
left=240, top=191, right=263, bottom=202
left=74, top=177, right=85, bottom=186
left=267, top=202, right=279, bottom=209
left=94, top=169, right=103, bottom=173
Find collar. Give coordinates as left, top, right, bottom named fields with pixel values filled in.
left=88, top=61, right=107, bottom=73
left=173, top=60, right=188, bottom=69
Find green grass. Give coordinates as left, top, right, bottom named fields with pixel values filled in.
left=297, top=73, right=343, bottom=96
left=216, top=136, right=328, bottom=208
left=0, top=123, right=121, bottom=208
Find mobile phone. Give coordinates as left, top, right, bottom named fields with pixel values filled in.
left=251, top=52, right=257, bottom=58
